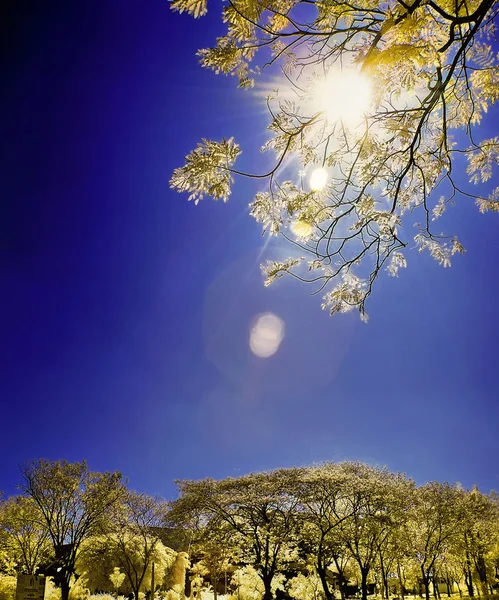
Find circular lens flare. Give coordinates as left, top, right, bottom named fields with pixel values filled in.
left=249, top=313, right=285, bottom=358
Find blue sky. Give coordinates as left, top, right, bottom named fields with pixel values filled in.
left=1, top=0, right=498, bottom=500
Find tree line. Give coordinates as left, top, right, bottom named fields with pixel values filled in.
left=1, top=460, right=498, bottom=600
left=0, top=461, right=179, bottom=600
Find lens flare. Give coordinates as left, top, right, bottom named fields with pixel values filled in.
left=249, top=312, right=285, bottom=358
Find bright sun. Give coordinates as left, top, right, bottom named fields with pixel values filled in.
left=309, top=167, right=328, bottom=191
left=314, top=69, right=372, bottom=128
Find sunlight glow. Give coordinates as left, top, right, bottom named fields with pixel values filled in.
left=249, top=313, right=285, bottom=358
left=309, top=167, right=328, bottom=191
left=315, top=69, right=372, bottom=128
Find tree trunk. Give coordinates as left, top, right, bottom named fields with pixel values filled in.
left=475, top=555, right=488, bottom=597
left=445, top=577, right=451, bottom=597
left=397, top=562, right=405, bottom=600
left=262, top=587, right=273, bottom=600
left=60, top=577, right=70, bottom=600
left=338, top=571, right=347, bottom=600
left=421, top=567, right=430, bottom=600
left=332, top=555, right=347, bottom=600
left=317, top=562, right=335, bottom=600
left=379, top=552, right=389, bottom=600
left=360, top=566, right=370, bottom=600
left=262, top=573, right=273, bottom=600
left=465, top=568, right=474, bottom=597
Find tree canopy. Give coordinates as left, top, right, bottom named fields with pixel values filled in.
left=170, top=0, right=499, bottom=319
left=0, top=496, right=50, bottom=575
left=20, top=460, right=126, bottom=600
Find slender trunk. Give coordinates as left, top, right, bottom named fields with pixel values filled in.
left=379, top=555, right=385, bottom=600
left=185, top=567, right=191, bottom=599
left=397, top=562, right=405, bottom=600
left=338, top=572, right=347, bottom=600
left=445, top=577, right=451, bottom=597
left=332, top=555, right=347, bottom=600
left=421, top=566, right=430, bottom=600
left=360, top=566, right=370, bottom=600
left=317, top=560, right=335, bottom=600
left=379, top=553, right=389, bottom=600
left=212, top=577, right=217, bottom=600
left=465, top=567, right=474, bottom=597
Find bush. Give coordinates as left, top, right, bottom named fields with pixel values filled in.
left=0, top=575, right=16, bottom=600
left=88, top=595, right=116, bottom=600
left=45, top=579, right=62, bottom=600
left=69, top=576, right=89, bottom=600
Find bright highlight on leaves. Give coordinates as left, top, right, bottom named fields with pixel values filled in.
left=170, top=137, right=241, bottom=204
left=290, top=218, right=314, bottom=240
left=170, top=0, right=207, bottom=18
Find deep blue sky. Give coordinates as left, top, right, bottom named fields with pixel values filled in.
left=1, top=1, right=498, bottom=500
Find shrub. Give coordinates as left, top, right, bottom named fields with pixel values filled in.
left=0, top=575, right=16, bottom=600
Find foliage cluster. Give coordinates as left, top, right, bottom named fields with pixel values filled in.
left=170, top=0, right=499, bottom=319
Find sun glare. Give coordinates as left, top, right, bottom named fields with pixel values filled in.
left=315, top=69, right=372, bottom=128
left=309, top=167, right=328, bottom=191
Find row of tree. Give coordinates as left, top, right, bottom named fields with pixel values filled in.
left=1, top=460, right=499, bottom=600
left=169, top=463, right=499, bottom=600
left=0, top=461, right=183, bottom=600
